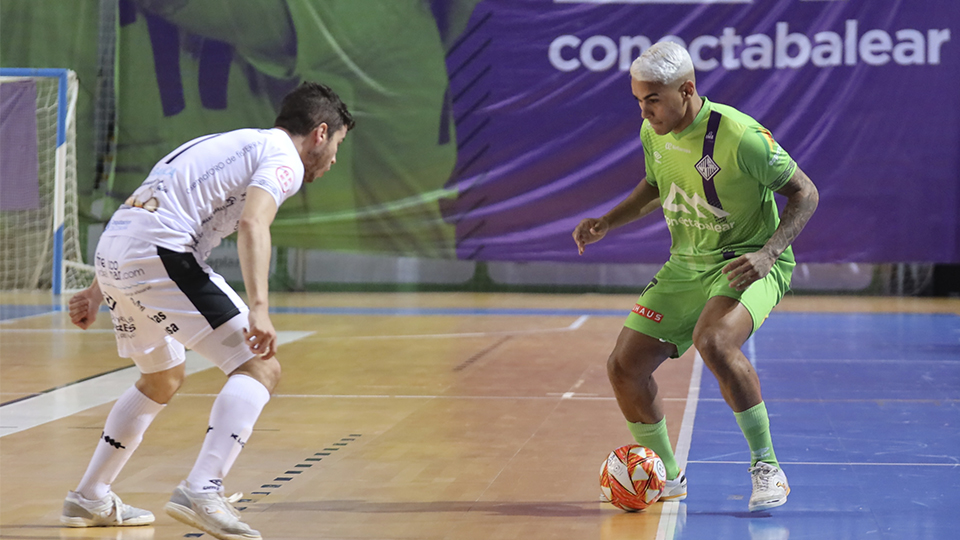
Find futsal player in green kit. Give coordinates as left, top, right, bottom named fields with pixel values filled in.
left=573, top=41, right=819, bottom=512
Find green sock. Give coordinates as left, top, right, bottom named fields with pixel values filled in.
left=734, top=401, right=780, bottom=467
left=626, top=417, right=681, bottom=480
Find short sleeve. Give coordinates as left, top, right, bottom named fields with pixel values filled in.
left=248, top=139, right=303, bottom=208
left=737, top=128, right=797, bottom=192
left=640, top=124, right=658, bottom=188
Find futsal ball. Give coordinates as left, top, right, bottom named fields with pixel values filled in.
left=599, top=445, right=667, bottom=511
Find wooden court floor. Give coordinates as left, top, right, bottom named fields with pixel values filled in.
left=1, top=292, right=958, bottom=540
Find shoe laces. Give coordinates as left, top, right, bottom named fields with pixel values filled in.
left=219, top=492, right=244, bottom=518
left=749, top=465, right=775, bottom=491
left=104, top=492, right=126, bottom=524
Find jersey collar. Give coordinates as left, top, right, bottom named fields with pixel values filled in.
left=672, top=97, right=711, bottom=140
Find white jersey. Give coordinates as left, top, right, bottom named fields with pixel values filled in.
left=102, top=128, right=304, bottom=260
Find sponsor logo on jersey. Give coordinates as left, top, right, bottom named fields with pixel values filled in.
left=200, top=196, right=238, bottom=225
left=104, top=219, right=131, bottom=232
left=662, top=184, right=735, bottom=232
left=653, top=151, right=662, bottom=164
left=632, top=304, right=663, bottom=323
left=662, top=183, right=729, bottom=219
left=124, top=187, right=160, bottom=213
left=665, top=142, right=691, bottom=154
left=276, top=166, right=295, bottom=193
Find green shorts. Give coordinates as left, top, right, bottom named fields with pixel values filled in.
left=624, top=257, right=794, bottom=357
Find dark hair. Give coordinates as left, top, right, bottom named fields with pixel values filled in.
left=274, top=82, right=355, bottom=136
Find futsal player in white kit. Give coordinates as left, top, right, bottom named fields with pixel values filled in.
left=60, top=82, right=353, bottom=540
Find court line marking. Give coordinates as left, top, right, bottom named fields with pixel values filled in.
left=295, top=318, right=592, bottom=341
left=165, top=394, right=959, bottom=404
left=0, top=331, right=314, bottom=438
left=687, top=460, right=958, bottom=467
left=0, top=363, right=135, bottom=407
left=5, top=304, right=958, bottom=320
left=0, top=305, right=609, bottom=326
left=561, top=374, right=588, bottom=399
left=0, top=308, right=61, bottom=324
left=453, top=336, right=510, bottom=372
left=570, top=315, right=590, bottom=329
left=171, top=393, right=688, bottom=401
left=657, top=351, right=704, bottom=540
left=748, top=358, right=959, bottom=364
left=0, top=315, right=588, bottom=434
left=0, top=328, right=116, bottom=333
left=469, top=380, right=572, bottom=507
left=269, top=306, right=623, bottom=317
left=0, top=315, right=593, bottom=338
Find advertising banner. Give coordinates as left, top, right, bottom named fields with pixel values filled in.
left=442, top=0, right=959, bottom=263
left=2, top=0, right=956, bottom=263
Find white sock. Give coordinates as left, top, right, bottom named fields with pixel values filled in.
left=76, top=386, right=165, bottom=500
left=186, top=374, right=270, bottom=493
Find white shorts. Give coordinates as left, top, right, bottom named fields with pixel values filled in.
left=95, top=235, right=256, bottom=375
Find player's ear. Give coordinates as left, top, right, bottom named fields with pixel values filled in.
left=315, top=122, right=329, bottom=145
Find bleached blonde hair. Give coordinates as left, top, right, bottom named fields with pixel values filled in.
left=629, top=41, right=694, bottom=86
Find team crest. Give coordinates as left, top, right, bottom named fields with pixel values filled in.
left=695, top=155, right=721, bottom=182
left=276, top=166, right=294, bottom=193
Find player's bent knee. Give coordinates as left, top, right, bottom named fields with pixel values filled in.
left=606, top=352, right=627, bottom=383
left=231, top=356, right=281, bottom=393
left=607, top=348, right=656, bottom=382
left=609, top=328, right=675, bottom=382
left=136, top=364, right=185, bottom=404
left=692, top=327, right=735, bottom=361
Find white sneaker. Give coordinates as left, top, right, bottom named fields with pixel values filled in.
left=660, top=470, right=687, bottom=502
left=60, top=490, right=155, bottom=527
left=164, top=482, right=261, bottom=540
left=748, top=462, right=790, bottom=512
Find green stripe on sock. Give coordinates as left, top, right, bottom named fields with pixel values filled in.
left=734, top=401, right=779, bottom=467
left=626, top=417, right=681, bottom=480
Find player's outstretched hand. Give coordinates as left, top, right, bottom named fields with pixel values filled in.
left=69, top=286, right=101, bottom=329
left=722, top=250, right=776, bottom=291
left=245, top=308, right=278, bottom=359
left=573, top=217, right=610, bottom=255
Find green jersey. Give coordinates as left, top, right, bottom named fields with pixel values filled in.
left=642, top=97, right=797, bottom=270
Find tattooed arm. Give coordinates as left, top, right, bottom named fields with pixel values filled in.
left=766, top=167, right=820, bottom=258
left=722, top=167, right=819, bottom=290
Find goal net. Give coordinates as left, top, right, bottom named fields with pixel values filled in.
left=0, top=68, right=94, bottom=294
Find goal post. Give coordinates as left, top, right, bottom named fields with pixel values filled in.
left=0, top=68, right=93, bottom=294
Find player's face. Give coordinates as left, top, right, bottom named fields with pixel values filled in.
left=304, top=125, right=348, bottom=182
left=632, top=78, right=685, bottom=136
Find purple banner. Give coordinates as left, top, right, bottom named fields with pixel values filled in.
left=0, top=79, right=40, bottom=211
left=442, top=0, right=960, bottom=263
